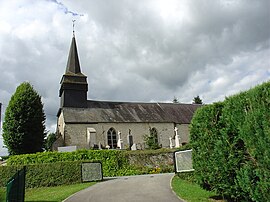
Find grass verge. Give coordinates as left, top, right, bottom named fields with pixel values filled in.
left=171, top=175, right=225, bottom=202
left=0, top=182, right=96, bottom=202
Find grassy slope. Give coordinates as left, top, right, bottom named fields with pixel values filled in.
left=171, top=175, right=224, bottom=202
left=0, top=182, right=96, bottom=202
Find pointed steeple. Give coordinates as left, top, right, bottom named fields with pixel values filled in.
left=59, top=35, right=88, bottom=108
left=65, top=36, right=83, bottom=75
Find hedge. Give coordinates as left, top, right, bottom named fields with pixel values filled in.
left=7, top=148, right=182, bottom=177
left=190, top=81, right=270, bottom=201
left=0, top=161, right=97, bottom=188
left=7, top=150, right=141, bottom=177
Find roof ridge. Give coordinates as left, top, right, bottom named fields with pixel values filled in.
left=87, top=99, right=198, bottom=105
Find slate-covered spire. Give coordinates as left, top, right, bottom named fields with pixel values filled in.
left=65, top=36, right=82, bottom=75
left=59, top=35, right=88, bottom=108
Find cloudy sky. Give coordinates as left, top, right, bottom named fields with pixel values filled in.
left=0, top=0, right=269, bottom=155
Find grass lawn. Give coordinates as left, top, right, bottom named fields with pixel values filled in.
left=171, top=175, right=225, bottom=202
left=0, top=182, right=96, bottom=202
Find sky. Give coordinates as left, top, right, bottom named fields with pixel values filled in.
left=0, top=0, right=269, bottom=155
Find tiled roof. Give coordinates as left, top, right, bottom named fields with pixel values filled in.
left=62, top=100, right=202, bottom=124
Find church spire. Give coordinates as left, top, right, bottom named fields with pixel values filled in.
left=65, top=36, right=82, bottom=75
left=59, top=33, right=88, bottom=108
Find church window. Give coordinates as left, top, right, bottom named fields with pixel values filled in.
left=107, top=128, right=117, bottom=149
left=150, top=127, right=158, bottom=144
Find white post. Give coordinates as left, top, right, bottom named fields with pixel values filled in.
left=174, top=127, right=181, bottom=148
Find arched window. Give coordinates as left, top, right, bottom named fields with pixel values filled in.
left=150, top=127, right=158, bottom=144
left=107, top=128, right=117, bottom=149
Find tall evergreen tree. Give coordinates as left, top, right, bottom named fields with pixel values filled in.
left=193, top=95, right=203, bottom=104
left=3, top=82, right=46, bottom=155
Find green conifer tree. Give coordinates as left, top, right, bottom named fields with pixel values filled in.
left=193, top=95, right=203, bottom=104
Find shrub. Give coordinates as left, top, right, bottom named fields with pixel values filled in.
left=190, top=81, right=270, bottom=201
left=7, top=148, right=180, bottom=177
left=7, top=150, right=138, bottom=177
left=0, top=161, right=98, bottom=188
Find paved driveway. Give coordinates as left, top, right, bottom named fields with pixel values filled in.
left=64, top=173, right=184, bottom=202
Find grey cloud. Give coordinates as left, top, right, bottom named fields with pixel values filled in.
left=0, top=0, right=269, bottom=153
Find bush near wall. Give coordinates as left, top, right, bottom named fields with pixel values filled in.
left=190, top=81, right=270, bottom=201
left=0, top=161, right=97, bottom=188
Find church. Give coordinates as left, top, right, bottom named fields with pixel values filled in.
left=55, top=35, right=201, bottom=150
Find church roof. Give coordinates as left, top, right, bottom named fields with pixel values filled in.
left=62, top=100, right=202, bottom=124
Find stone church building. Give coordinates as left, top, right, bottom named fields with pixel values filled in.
left=55, top=36, right=201, bottom=150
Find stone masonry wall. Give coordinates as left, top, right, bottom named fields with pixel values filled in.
left=63, top=122, right=191, bottom=149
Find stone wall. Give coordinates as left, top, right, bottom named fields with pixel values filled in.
left=62, top=122, right=191, bottom=149
left=128, top=151, right=174, bottom=167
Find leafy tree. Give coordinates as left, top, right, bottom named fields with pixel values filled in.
left=144, top=128, right=160, bottom=150
left=44, top=132, right=56, bottom=151
left=193, top=95, right=203, bottom=104
left=3, top=82, right=46, bottom=155
left=172, top=96, right=179, bottom=103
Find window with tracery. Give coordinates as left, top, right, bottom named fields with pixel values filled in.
left=150, top=127, right=159, bottom=145
left=107, top=128, right=117, bottom=149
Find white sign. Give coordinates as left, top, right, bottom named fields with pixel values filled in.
left=174, top=149, right=194, bottom=173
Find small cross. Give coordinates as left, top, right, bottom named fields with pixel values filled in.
left=72, top=20, right=76, bottom=37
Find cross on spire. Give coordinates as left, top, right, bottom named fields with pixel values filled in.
left=72, top=19, right=76, bottom=37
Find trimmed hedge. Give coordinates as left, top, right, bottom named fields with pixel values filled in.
left=7, top=150, right=140, bottom=177
left=7, top=149, right=181, bottom=177
left=0, top=161, right=97, bottom=188
left=190, top=81, right=270, bottom=201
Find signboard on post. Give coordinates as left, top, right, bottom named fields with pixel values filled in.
left=6, top=166, right=26, bottom=202
left=174, top=149, right=194, bottom=173
left=81, top=162, right=103, bottom=182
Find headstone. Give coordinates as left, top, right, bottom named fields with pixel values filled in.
left=131, top=143, right=137, bottom=150
left=169, top=137, right=174, bottom=149
left=98, top=142, right=102, bottom=150
left=174, top=127, right=181, bottom=148
left=117, top=131, right=124, bottom=149
left=58, top=146, right=77, bottom=152
left=127, top=130, right=133, bottom=149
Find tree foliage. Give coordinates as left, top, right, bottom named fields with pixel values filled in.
left=193, top=95, right=203, bottom=104
left=172, top=96, right=179, bottom=103
left=144, top=128, right=161, bottom=150
left=44, top=133, right=56, bottom=151
left=3, top=82, right=46, bottom=155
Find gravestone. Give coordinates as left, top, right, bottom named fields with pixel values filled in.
left=98, top=142, right=102, bottom=150
left=169, top=137, right=174, bottom=149
left=131, top=143, right=137, bottom=150
left=117, top=131, right=124, bottom=149
left=127, top=135, right=133, bottom=149
left=174, top=127, right=181, bottom=148
left=58, top=146, right=77, bottom=152
left=81, top=162, right=103, bottom=182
